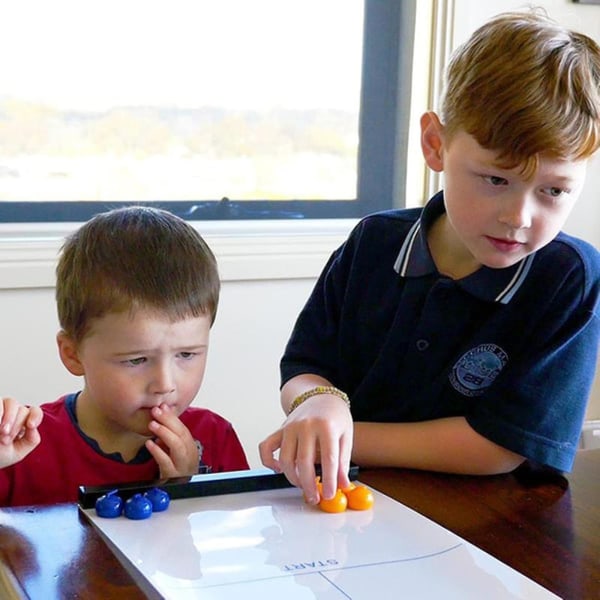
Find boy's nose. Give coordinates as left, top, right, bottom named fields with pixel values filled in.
left=498, top=195, right=532, bottom=230
left=149, top=364, right=176, bottom=395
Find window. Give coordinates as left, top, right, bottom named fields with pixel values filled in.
left=0, top=0, right=414, bottom=223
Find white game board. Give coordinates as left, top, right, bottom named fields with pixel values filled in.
left=82, top=480, right=559, bottom=599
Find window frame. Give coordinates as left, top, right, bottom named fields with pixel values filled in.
left=0, top=0, right=415, bottom=224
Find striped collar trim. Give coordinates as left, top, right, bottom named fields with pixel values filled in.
left=393, top=220, right=422, bottom=276
left=392, top=196, right=536, bottom=304
left=494, top=252, right=535, bottom=304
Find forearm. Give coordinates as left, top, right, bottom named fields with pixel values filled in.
left=352, top=417, right=525, bottom=475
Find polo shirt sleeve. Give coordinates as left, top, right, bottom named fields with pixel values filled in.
left=280, top=220, right=365, bottom=388
left=467, top=241, right=600, bottom=472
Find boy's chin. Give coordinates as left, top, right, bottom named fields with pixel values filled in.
left=126, top=416, right=154, bottom=437
left=481, top=251, right=530, bottom=270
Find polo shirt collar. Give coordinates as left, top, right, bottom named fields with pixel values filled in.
left=393, top=191, right=536, bottom=304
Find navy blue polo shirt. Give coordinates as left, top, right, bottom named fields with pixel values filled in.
left=281, top=192, right=600, bottom=472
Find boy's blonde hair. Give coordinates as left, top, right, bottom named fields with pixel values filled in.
left=441, top=10, right=600, bottom=177
left=56, top=206, right=220, bottom=343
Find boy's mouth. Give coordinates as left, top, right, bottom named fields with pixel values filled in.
left=486, top=236, right=524, bottom=252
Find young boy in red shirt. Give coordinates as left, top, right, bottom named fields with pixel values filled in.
left=1, top=206, right=248, bottom=505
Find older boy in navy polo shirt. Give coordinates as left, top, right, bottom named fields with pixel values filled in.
left=260, top=10, right=600, bottom=504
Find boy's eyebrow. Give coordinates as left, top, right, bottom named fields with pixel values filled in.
left=112, top=344, right=208, bottom=356
left=545, top=174, right=577, bottom=181
left=535, top=172, right=581, bottom=185
left=474, top=158, right=580, bottom=182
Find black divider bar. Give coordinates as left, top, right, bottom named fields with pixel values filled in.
left=78, top=465, right=360, bottom=509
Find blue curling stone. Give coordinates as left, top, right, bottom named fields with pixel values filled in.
left=124, top=493, right=153, bottom=520
left=95, top=489, right=123, bottom=518
left=144, top=487, right=170, bottom=512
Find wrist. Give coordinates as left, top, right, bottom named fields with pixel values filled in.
left=287, top=385, right=350, bottom=416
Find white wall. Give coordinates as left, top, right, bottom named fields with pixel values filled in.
left=201, top=278, right=316, bottom=467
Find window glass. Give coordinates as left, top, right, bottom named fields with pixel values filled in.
left=0, top=1, right=363, bottom=205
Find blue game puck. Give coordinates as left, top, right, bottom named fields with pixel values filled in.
left=144, top=487, right=171, bottom=512
left=95, top=489, right=124, bottom=518
left=124, top=493, right=153, bottom=520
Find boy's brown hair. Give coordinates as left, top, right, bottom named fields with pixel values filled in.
left=440, top=10, right=600, bottom=177
left=56, top=206, right=220, bottom=342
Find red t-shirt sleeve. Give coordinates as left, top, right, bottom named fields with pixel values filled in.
left=181, top=408, right=249, bottom=472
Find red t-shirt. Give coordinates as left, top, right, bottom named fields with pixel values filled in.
left=0, top=394, right=249, bottom=506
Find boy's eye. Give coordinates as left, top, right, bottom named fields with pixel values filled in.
left=484, top=175, right=508, bottom=186
left=178, top=352, right=197, bottom=360
left=544, top=186, right=566, bottom=198
left=125, top=357, right=146, bottom=366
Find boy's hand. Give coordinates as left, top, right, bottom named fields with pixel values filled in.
left=0, top=397, right=43, bottom=469
left=259, top=395, right=353, bottom=504
left=145, top=404, right=199, bottom=478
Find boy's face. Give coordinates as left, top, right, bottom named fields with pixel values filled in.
left=422, top=114, right=588, bottom=273
left=63, top=308, right=211, bottom=441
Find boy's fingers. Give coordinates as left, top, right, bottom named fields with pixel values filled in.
left=148, top=406, right=192, bottom=449
left=20, top=424, right=41, bottom=449
left=337, top=430, right=353, bottom=490
left=148, top=420, right=187, bottom=453
left=4, top=406, right=29, bottom=441
left=0, top=397, right=19, bottom=434
left=145, top=439, right=175, bottom=473
left=147, top=415, right=198, bottom=477
left=26, top=406, right=44, bottom=429
left=258, top=430, right=283, bottom=472
left=150, top=404, right=188, bottom=434
left=1, top=403, right=43, bottom=443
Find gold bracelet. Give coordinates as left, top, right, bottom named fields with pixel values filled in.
left=287, top=385, right=350, bottom=415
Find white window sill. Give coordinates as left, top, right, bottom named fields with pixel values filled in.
left=0, top=219, right=357, bottom=289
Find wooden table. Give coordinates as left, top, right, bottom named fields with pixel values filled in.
left=360, top=450, right=600, bottom=600
left=1, top=449, right=598, bottom=599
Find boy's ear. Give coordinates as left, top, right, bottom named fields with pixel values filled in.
left=56, top=331, right=85, bottom=376
left=420, top=111, right=445, bottom=172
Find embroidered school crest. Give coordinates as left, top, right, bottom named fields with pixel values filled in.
left=450, top=344, right=508, bottom=397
